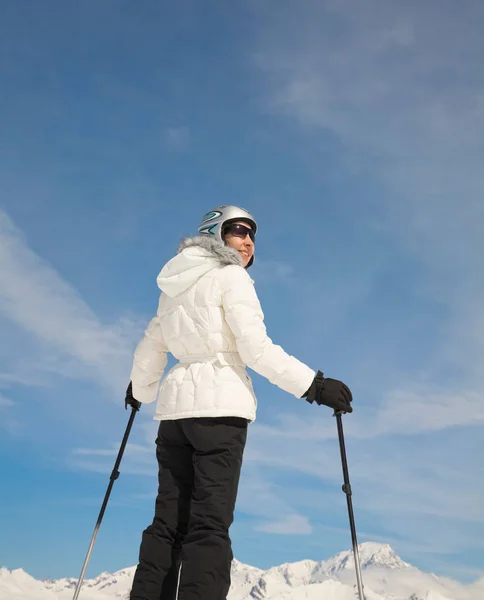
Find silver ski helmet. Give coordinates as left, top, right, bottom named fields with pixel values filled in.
left=198, top=205, right=257, bottom=268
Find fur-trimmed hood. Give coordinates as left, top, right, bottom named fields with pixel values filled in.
left=156, top=235, right=244, bottom=298
left=177, top=235, right=243, bottom=267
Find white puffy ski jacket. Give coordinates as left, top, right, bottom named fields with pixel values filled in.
left=130, top=236, right=315, bottom=422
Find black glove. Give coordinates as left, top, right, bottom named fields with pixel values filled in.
left=302, top=371, right=353, bottom=414
left=125, top=381, right=142, bottom=411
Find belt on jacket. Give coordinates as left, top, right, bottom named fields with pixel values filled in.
left=178, top=352, right=245, bottom=367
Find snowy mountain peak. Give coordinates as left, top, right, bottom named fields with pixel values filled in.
left=324, top=542, right=411, bottom=575
left=0, top=567, right=35, bottom=582
left=2, top=545, right=480, bottom=600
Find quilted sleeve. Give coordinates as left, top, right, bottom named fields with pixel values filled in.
left=130, top=316, right=168, bottom=403
left=221, top=265, right=315, bottom=398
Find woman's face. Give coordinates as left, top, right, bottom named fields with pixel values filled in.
left=223, top=220, right=255, bottom=267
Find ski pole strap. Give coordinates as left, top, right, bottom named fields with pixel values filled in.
left=304, top=370, right=325, bottom=402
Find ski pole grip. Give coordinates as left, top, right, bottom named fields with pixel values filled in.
left=125, top=398, right=142, bottom=411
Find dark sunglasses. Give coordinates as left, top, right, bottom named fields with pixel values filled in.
left=223, top=223, right=256, bottom=242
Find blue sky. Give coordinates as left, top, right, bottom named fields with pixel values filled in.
left=1, top=0, right=483, bottom=585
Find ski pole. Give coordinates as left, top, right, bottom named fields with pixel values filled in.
left=334, top=410, right=366, bottom=600
left=72, top=403, right=140, bottom=600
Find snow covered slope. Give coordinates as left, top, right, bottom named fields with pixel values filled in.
left=1, top=543, right=481, bottom=600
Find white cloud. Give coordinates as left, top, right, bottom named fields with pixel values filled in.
left=251, top=258, right=295, bottom=284
left=252, top=386, right=484, bottom=441
left=236, top=473, right=315, bottom=536
left=0, top=392, right=14, bottom=407
left=70, top=436, right=157, bottom=476
left=246, top=405, right=484, bottom=516
left=0, top=372, right=44, bottom=386
left=253, top=0, right=484, bottom=297
left=239, top=404, right=484, bottom=560
left=72, top=447, right=119, bottom=457
left=72, top=442, right=153, bottom=459
left=257, top=514, right=312, bottom=535
left=0, top=208, right=142, bottom=393
left=246, top=1, right=484, bottom=562
left=0, top=391, right=20, bottom=434
left=162, top=126, right=191, bottom=152
left=374, top=388, right=484, bottom=435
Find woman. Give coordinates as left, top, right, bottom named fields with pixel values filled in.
left=126, top=205, right=353, bottom=600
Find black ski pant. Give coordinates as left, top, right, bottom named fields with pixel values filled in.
left=130, top=416, right=248, bottom=600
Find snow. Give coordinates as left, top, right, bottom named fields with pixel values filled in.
left=0, top=542, right=481, bottom=600
left=323, top=543, right=411, bottom=576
